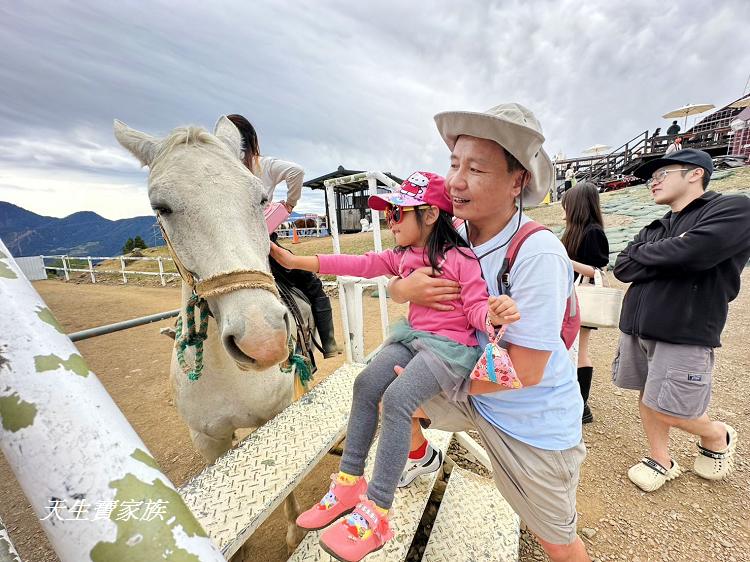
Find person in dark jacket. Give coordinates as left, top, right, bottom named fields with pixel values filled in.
left=666, top=120, right=680, bottom=135
left=561, top=182, right=610, bottom=424
left=613, top=148, right=750, bottom=493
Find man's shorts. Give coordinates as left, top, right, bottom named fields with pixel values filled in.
left=611, top=333, right=715, bottom=419
left=420, top=395, right=586, bottom=545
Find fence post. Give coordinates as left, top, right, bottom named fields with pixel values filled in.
left=0, top=240, right=226, bottom=562
left=367, top=174, right=389, bottom=342
left=120, top=256, right=127, bottom=284
left=157, top=256, right=165, bottom=286
left=62, top=255, right=69, bottom=281
left=87, top=257, right=95, bottom=283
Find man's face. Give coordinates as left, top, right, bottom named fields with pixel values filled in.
left=445, top=135, right=522, bottom=222
left=648, top=164, right=696, bottom=205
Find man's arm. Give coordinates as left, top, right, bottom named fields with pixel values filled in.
left=388, top=266, right=461, bottom=311
left=625, top=197, right=750, bottom=272
left=613, top=237, right=667, bottom=283
left=468, top=343, right=551, bottom=394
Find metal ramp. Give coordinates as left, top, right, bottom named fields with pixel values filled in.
left=178, top=362, right=365, bottom=559
left=422, top=467, right=520, bottom=561
left=289, top=429, right=453, bottom=562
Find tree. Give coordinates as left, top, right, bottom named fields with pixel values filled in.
left=122, top=238, right=135, bottom=254
left=122, top=236, right=148, bottom=254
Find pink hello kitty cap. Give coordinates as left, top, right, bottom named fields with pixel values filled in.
left=368, top=171, right=453, bottom=214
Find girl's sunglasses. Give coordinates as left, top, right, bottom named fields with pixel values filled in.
left=384, top=204, right=430, bottom=224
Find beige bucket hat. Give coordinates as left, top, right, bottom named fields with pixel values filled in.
left=434, top=103, right=554, bottom=207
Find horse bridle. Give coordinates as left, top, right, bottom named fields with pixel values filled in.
left=155, top=212, right=279, bottom=300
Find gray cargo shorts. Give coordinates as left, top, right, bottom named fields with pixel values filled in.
left=420, top=395, right=586, bottom=545
left=611, top=333, right=715, bottom=419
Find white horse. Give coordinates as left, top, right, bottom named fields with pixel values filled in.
left=114, top=116, right=308, bottom=554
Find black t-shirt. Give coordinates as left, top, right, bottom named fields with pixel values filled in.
left=570, top=224, right=610, bottom=282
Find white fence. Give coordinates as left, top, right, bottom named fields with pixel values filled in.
left=40, top=255, right=180, bottom=285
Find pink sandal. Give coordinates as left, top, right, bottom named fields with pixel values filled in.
left=319, top=497, right=393, bottom=562
left=296, top=474, right=368, bottom=531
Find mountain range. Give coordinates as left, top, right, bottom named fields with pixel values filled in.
left=0, top=202, right=162, bottom=257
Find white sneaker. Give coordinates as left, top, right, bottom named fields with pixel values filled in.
left=397, top=444, right=443, bottom=488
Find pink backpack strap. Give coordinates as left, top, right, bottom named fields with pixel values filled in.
left=498, top=221, right=549, bottom=292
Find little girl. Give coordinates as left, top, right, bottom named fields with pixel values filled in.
left=270, top=172, right=520, bottom=562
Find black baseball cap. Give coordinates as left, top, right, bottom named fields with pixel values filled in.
left=634, top=148, right=714, bottom=180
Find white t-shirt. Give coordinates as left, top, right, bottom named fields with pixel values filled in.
left=458, top=211, right=583, bottom=450
left=257, top=156, right=304, bottom=208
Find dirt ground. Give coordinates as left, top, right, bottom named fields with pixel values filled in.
left=2, top=269, right=749, bottom=561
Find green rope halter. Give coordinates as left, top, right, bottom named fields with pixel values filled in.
left=280, top=337, right=314, bottom=389
left=175, top=293, right=313, bottom=388
left=175, top=294, right=210, bottom=381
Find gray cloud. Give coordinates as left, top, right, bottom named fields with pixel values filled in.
left=0, top=0, right=747, bottom=218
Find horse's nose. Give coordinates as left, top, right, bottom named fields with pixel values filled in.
left=217, top=295, right=291, bottom=370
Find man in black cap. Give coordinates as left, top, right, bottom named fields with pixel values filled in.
left=613, top=148, right=750, bottom=492
left=666, top=120, right=681, bottom=135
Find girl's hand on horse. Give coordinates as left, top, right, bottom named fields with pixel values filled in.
left=269, top=243, right=297, bottom=268
left=269, top=243, right=320, bottom=273
left=488, top=295, right=521, bottom=326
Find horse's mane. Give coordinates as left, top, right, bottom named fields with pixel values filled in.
left=153, top=126, right=224, bottom=165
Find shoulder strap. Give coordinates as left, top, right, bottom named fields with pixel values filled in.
left=497, top=221, right=549, bottom=293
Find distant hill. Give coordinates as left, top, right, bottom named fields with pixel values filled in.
left=0, top=202, right=162, bottom=257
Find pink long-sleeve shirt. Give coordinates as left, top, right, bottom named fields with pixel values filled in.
left=317, top=247, right=489, bottom=346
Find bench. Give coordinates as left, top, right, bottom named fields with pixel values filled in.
left=289, top=429, right=453, bottom=561
left=178, top=362, right=365, bottom=559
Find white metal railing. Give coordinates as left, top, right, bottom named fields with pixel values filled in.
left=324, top=171, right=396, bottom=363
left=40, top=254, right=180, bottom=285
left=0, top=241, right=226, bottom=562
left=275, top=225, right=328, bottom=238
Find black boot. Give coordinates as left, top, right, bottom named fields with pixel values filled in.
left=577, top=366, right=594, bottom=424
left=311, top=295, right=341, bottom=358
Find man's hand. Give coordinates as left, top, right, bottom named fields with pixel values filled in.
left=488, top=295, right=521, bottom=326
left=389, top=266, right=460, bottom=311
left=281, top=200, right=294, bottom=213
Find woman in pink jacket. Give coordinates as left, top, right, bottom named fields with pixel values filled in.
left=271, top=172, right=520, bottom=561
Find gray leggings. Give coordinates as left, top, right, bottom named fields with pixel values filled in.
left=339, top=342, right=441, bottom=509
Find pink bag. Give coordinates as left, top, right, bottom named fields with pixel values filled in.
left=469, top=325, right=522, bottom=389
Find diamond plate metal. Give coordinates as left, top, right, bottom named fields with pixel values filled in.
left=422, top=467, right=520, bottom=562
left=288, top=429, right=453, bottom=562
left=178, top=362, right=365, bottom=558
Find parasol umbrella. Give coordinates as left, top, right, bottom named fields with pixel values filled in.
left=662, top=103, right=715, bottom=130
left=582, top=144, right=611, bottom=156
left=729, top=96, right=750, bottom=109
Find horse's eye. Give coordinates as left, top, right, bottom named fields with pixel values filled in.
left=152, top=206, right=173, bottom=216
left=260, top=196, right=269, bottom=207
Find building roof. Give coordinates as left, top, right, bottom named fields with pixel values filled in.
left=304, top=166, right=403, bottom=194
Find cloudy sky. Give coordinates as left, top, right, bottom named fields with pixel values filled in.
left=1, top=0, right=748, bottom=219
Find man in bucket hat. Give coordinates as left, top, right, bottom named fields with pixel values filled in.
left=613, top=149, right=750, bottom=493
left=390, top=103, right=590, bottom=561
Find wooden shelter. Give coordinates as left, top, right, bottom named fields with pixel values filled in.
left=304, top=166, right=403, bottom=233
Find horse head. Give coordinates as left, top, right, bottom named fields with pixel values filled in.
left=114, top=117, right=290, bottom=370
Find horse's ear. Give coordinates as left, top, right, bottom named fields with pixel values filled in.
left=113, top=119, right=160, bottom=167
left=213, top=116, right=243, bottom=159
